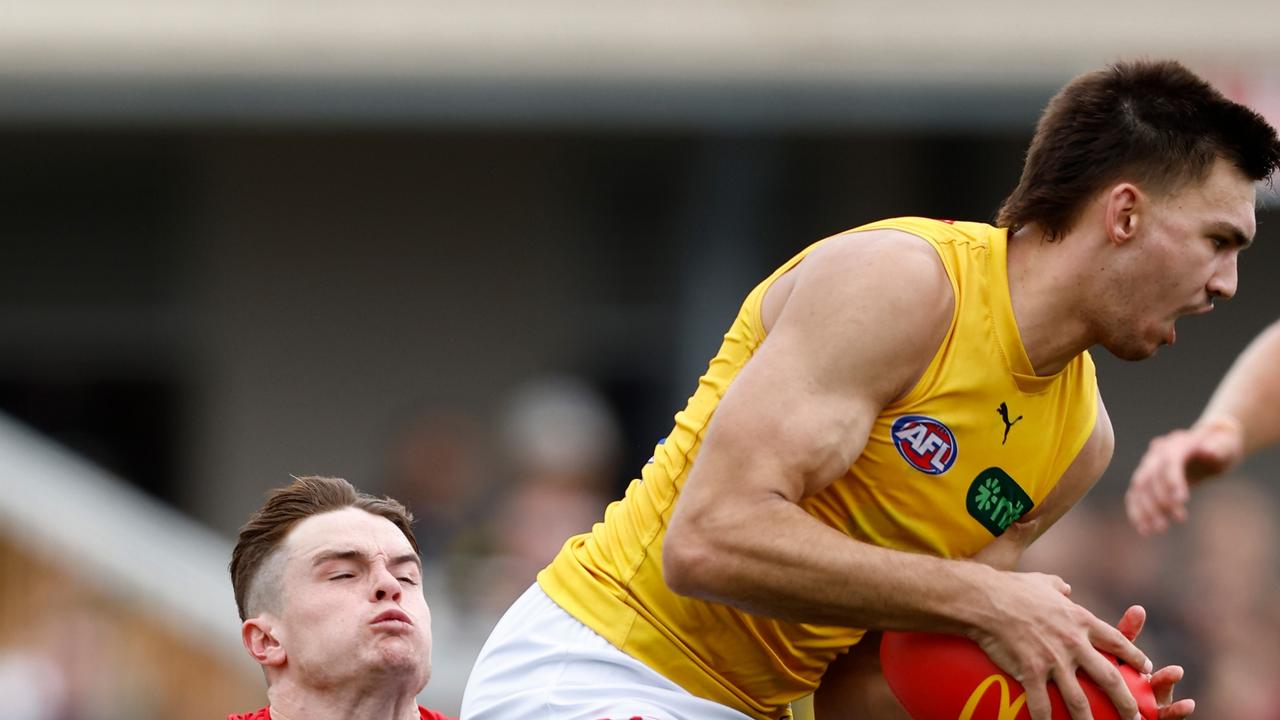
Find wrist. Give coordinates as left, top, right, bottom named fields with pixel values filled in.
left=1195, top=413, right=1243, bottom=436
left=1196, top=413, right=1249, bottom=456
left=945, top=561, right=1002, bottom=639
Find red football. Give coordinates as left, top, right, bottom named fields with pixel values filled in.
left=880, top=631, right=1158, bottom=720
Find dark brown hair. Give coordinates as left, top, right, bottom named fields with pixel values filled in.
left=230, top=475, right=419, bottom=620
left=998, top=60, right=1280, bottom=240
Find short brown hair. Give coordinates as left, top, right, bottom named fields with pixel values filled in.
left=998, top=60, right=1280, bottom=240
left=229, top=475, right=419, bottom=620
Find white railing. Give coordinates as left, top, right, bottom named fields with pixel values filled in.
left=0, top=412, right=252, bottom=672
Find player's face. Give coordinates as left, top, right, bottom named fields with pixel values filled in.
left=274, top=507, right=432, bottom=693
left=1099, top=157, right=1256, bottom=360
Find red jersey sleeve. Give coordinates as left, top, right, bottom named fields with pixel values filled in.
left=419, top=708, right=455, bottom=720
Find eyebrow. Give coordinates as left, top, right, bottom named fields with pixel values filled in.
left=310, top=548, right=422, bottom=570
left=1207, top=221, right=1252, bottom=250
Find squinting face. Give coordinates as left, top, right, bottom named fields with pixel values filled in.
left=272, top=507, right=431, bottom=692
left=1099, top=157, right=1257, bottom=360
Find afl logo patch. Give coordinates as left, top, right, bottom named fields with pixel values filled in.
left=891, top=415, right=957, bottom=475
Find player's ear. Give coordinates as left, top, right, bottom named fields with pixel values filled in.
left=242, top=615, right=286, bottom=667
left=1105, top=182, right=1142, bottom=245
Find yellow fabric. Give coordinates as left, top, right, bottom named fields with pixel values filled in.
left=538, top=217, right=1098, bottom=719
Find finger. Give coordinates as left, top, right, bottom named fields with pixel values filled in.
left=1052, top=665, right=1096, bottom=720
left=1089, top=619, right=1152, bottom=674
left=1034, top=572, right=1073, bottom=596
left=1115, top=605, right=1146, bottom=642
left=1158, top=698, right=1195, bottom=719
left=1022, top=681, right=1054, bottom=720
left=1150, top=466, right=1190, bottom=524
left=1125, top=486, right=1154, bottom=535
left=1128, top=459, right=1175, bottom=536
left=1150, top=665, right=1184, bottom=706
left=1125, top=494, right=1142, bottom=531
left=1153, top=478, right=1190, bottom=524
left=1130, top=484, right=1170, bottom=535
left=1076, top=650, right=1136, bottom=720
left=1146, top=512, right=1170, bottom=535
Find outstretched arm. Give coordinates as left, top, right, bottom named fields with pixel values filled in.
left=1128, top=319, right=1280, bottom=535
left=663, top=230, right=1149, bottom=720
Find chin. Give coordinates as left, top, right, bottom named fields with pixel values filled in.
left=359, top=651, right=429, bottom=695
left=369, top=637, right=430, bottom=675
left=1100, top=336, right=1159, bottom=362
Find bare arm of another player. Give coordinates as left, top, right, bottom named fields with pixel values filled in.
left=663, top=231, right=1149, bottom=720
left=1128, top=318, right=1280, bottom=535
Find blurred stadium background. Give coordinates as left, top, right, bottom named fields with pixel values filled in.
left=1, top=2, right=1278, bottom=717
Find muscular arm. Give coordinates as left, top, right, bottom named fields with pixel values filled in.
left=664, top=231, right=988, bottom=629
left=1128, top=318, right=1280, bottom=534
left=663, top=231, right=1148, bottom=720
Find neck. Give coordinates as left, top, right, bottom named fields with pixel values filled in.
left=1005, top=224, right=1098, bottom=375
left=266, top=678, right=419, bottom=720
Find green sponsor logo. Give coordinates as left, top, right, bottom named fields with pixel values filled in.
left=967, top=467, right=1033, bottom=536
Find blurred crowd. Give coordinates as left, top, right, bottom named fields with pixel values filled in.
left=382, top=376, right=623, bottom=620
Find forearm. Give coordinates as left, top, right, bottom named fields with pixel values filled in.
left=665, top=496, right=998, bottom=634
left=1200, top=320, right=1280, bottom=454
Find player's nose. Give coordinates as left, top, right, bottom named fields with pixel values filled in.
left=370, top=563, right=402, bottom=602
left=1208, top=253, right=1238, bottom=300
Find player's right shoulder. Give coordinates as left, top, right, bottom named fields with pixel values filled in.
left=765, top=228, right=956, bottom=403
left=765, top=228, right=946, bottom=334
left=797, top=228, right=952, bottom=314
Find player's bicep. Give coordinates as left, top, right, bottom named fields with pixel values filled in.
left=686, top=232, right=955, bottom=505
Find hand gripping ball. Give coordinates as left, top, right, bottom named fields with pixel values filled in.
left=880, top=631, right=1158, bottom=720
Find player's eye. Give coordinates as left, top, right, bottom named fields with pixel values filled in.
left=397, top=577, right=418, bottom=585
left=329, top=573, right=355, bottom=581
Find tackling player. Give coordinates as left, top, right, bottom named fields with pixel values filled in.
left=227, top=476, right=454, bottom=720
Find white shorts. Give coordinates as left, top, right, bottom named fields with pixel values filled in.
left=460, top=584, right=754, bottom=720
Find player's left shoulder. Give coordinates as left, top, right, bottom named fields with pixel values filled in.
left=419, top=707, right=457, bottom=720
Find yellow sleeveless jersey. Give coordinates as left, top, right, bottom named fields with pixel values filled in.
left=538, top=217, right=1098, bottom=719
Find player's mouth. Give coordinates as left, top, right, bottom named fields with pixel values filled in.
left=371, top=609, right=413, bottom=627
left=1168, top=303, right=1215, bottom=345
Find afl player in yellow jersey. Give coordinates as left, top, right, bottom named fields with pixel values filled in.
left=462, top=61, right=1280, bottom=720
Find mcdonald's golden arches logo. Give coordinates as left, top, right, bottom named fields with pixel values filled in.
left=958, top=673, right=1027, bottom=720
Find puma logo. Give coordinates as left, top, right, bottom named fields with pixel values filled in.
left=997, top=402, right=1023, bottom=445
